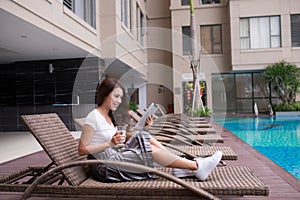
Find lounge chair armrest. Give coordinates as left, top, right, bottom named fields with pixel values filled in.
left=21, top=160, right=220, bottom=200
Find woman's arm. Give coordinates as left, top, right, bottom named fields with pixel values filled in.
left=78, top=124, right=113, bottom=156
left=78, top=124, right=126, bottom=156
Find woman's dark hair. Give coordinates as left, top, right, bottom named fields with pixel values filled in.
left=96, top=77, right=130, bottom=126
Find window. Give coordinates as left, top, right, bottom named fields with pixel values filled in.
left=200, top=0, right=220, bottom=4
left=136, top=3, right=140, bottom=41
left=63, top=0, right=72, bottom=9
left=211, top=74, right=236, bottom=113
left=240, top=16, right=281, bottom=49
left=129, top=0, right=133, bottom=31
left=201, top=25, right=222, bottom=54
left=182, top=26, right=191, bottom=55
left=121, top=0, right=128, bottom=27
left=291, top=14, right=300, bottom=47
left=212, top=72, right=277, bottom=114
left=181, top=0, right=190, bottom=6
left=63, top=0, right=96, bottom=28
left=140, top=12, right=146, bottom=46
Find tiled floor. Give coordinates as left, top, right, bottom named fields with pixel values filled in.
left=0, top=123, right=300, bottom=199
left=0, top=132, right=42, bottom=164
left=0, top=131, right=81, bottom=164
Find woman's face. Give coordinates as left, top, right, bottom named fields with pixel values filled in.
left=105, top=87, right=123, bottom=111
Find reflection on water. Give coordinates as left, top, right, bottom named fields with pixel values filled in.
left=214, top=116, right=300, bottom=180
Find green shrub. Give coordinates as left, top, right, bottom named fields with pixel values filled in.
left=187, top=106, right=212, bottom=117
left=129, top=100, right=138, bottom=111
left=273, top=102, right=300, bottom=111
left=263, top=60, right=300, bottom=105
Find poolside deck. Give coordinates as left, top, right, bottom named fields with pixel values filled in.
left=0, top=120, right=299, bottom=199
left=211, top=121, right=300, bottom=200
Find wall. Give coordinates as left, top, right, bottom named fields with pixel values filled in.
left=146, top=0, right=174, bottom=112
left=100, top=0, right=148, bottom=77
left=0, top=58, right=101, bottom=131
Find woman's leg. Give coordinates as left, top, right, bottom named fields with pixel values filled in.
left=128, top=131, right=222, bottom=181
left=149, top=136, right=166, bottom=149
left=151, top=145, right=198, bottom=170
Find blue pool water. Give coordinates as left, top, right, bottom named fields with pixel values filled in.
left=214, top=116, right=300, bottom=180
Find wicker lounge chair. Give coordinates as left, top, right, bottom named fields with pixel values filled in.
left=150, top=118, right=216, bottom=134
left=153, top=121, right=212, bottom=128
left=147, top=116, right=215, bottom=134
left=149, top=126, right=217, bottom=135
left=128, top=110, right=223, bottom=144
left=1, top=113, right=217, bottom=199
left=136, top=109, right=211, bottom=128
left=0, top=114, right=269, bottom=199
left=0, top=113, right=269, bottom=199
left=129, top=110, right=215, bottom=134
left=164, top=113, right=209, bottom=124
left=148, top=129, right=224, bottom=144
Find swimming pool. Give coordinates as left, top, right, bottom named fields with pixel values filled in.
left=214, top=116, right=300, bottom=180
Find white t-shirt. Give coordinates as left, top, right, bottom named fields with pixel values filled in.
left=84, top=109, right=116, bottom=145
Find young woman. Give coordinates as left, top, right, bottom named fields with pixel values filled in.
left=78, top=77, right=222, bottom=182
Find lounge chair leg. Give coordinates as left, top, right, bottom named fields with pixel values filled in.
left=220, top=160, right=227, bottom=166
left=24, top=161, right=55, bottom=184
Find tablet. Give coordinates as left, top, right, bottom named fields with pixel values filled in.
left=134, top=103, right=158, bottom=130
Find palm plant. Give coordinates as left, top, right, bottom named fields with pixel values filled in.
left=263, top=60, right=300, bottom=105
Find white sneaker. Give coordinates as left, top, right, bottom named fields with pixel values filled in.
left=193, top=151, right=222, bottom=181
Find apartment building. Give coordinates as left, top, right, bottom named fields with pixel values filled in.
left=171, top=0, right=300, bottom=114
left=0, top=0, right=300, bottom=131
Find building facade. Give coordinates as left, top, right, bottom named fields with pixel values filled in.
left=0, top=0, right=300, bottom=131
left=171, top=0, right=300, bottom=114
left=0, top=0, right=150, bottom=131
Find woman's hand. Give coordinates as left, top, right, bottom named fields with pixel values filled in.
left=145, top=115, right=153, bottom=126
left=111, top=131, right=126, bottom=145
left=143, top=115, right=153, bottom=130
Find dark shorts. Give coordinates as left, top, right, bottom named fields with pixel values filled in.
left=87, top=130, right=155, bottom=182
